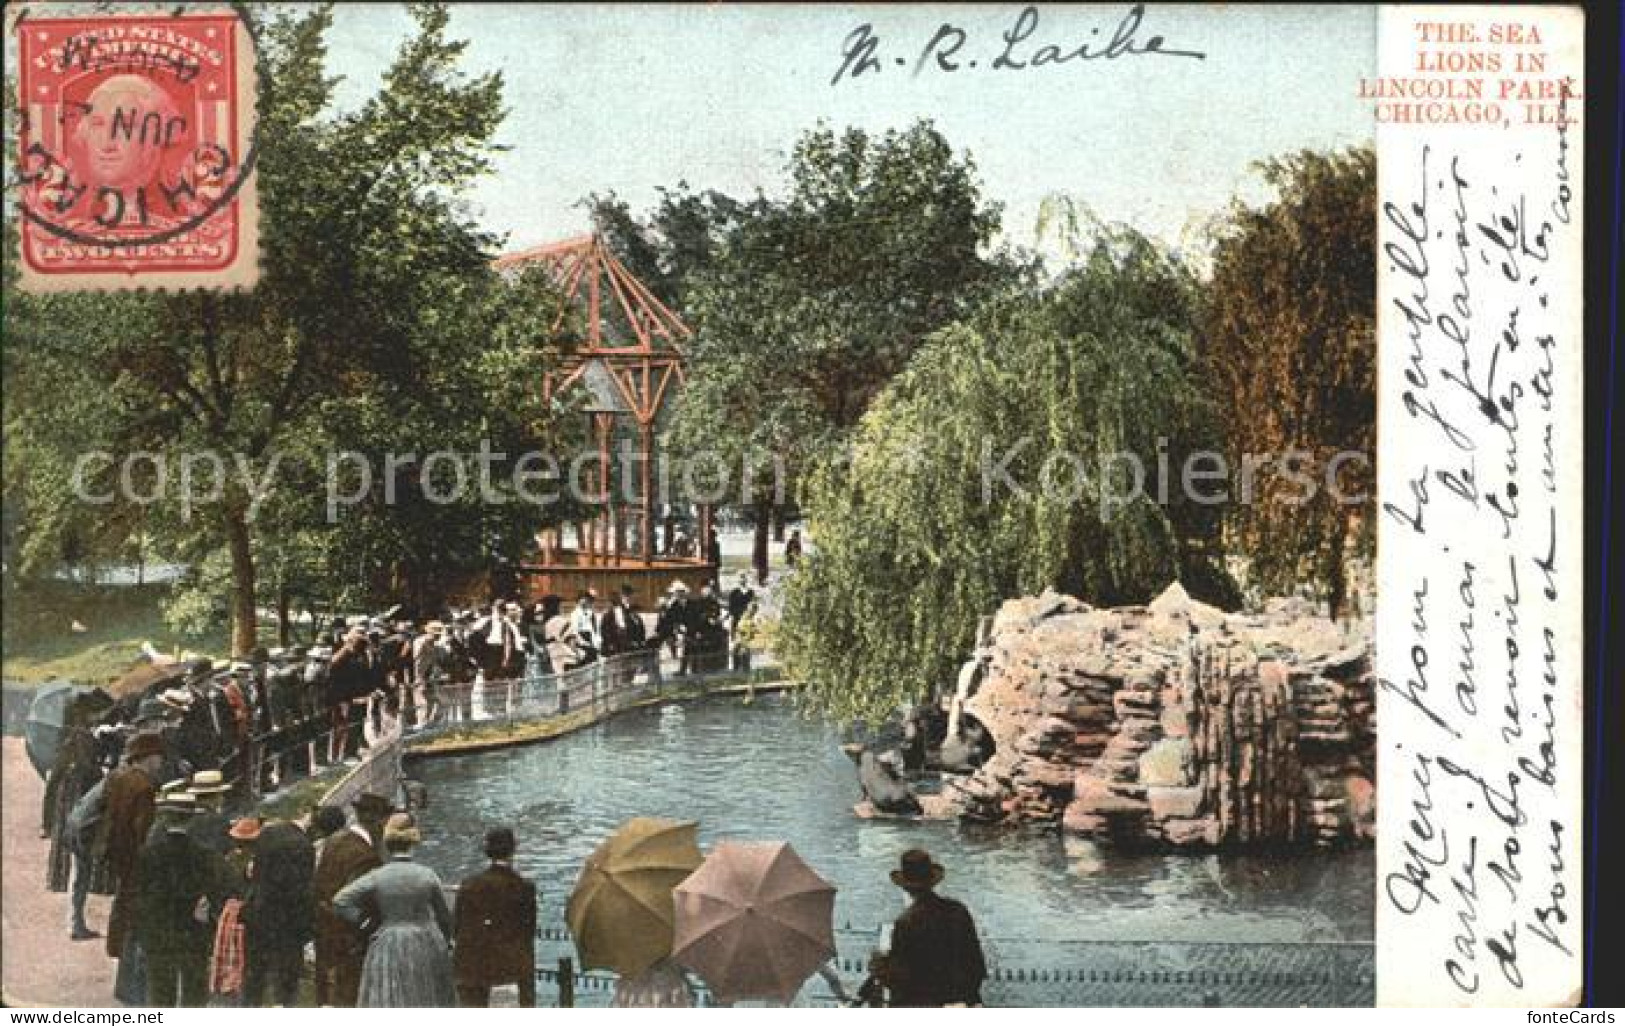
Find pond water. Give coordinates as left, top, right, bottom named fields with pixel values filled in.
left=411, top=693, right=1373, bottom=1004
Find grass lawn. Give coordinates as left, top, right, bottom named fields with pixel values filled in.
left=1, top=581, right=230, bottom=686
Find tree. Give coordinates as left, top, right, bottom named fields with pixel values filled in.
left=585, top=185, right=756, bottom=312
left=3, top=3, right=523, bottom=653
left=278, top=262, right=579, bottom=620
left=671, top=121, right=1013, bottom=581
left=778, top=226, right=1233, bottom=723
left=1202, top=147, right=1376, bottom=618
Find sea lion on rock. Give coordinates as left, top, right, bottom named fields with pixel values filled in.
left=858, top=750, right=922, bottom=816
left=938, top=714, right=995, bottom=773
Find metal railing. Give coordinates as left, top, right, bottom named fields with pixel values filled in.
left=448, top=919, right=1374, bottom=1008
left=201, top=644, right=755, bottom=809
left=403, top=649, right=748, bottom=747
left=205, top=693, right=407, bottom=809
left=427, top=873, right=1371, bottom=1009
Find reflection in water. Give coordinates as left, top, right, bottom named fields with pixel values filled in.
left=412, top=695, right=1372, bottom=945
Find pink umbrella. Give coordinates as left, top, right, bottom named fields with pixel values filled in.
left=672, top=841, right=837, bottom=1004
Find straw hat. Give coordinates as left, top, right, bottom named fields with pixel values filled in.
left=158, top=687, right=195, bottom=711
left=668, top=581, right=690, bottom=595
left=157, top=791, right=198, bottom=813
left=188, top=770, right=230, bottom=796
left=423, top=620, right=446, bottom=636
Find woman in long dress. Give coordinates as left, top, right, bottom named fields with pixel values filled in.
left=333, top=813, right=455, bottom=1007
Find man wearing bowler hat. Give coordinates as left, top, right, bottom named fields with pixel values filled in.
left=881, top=849, right=986, bottom=1007
left=452, top=826, right=537, bottom=1007
left=312, top=792, right=391, bottom=1005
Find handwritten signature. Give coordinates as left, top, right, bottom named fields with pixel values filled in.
left=831, top=4, right=1205, bottom=87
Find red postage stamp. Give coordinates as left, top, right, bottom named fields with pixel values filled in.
left=11, top=5, right=258, bottom=291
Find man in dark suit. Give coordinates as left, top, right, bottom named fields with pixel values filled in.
left=311, top=792, right=390, bottom=1006
left=686, top=584, right=726, bottom=674
left=326, top=628, right=375, bottom=762
left=657, top=583, right=690, bottom=669
left=104, top=732, right=165, bottom=960
left=618, top=585, right=648, bottom=649
left=599, top=586, right=649, bottom=686
left=241, top=816, right=321, bottom=1006
left=185, top=770, right=233, bottom=856
left=725, top=573, right=755, bottom=634
left=706, top=527, right=722, bottom=585
left=881, top=849, right=986, bottom=1007
left=132, top=807, right=227, bottom=1006
left=599, top=593, right=628, bottom=660
left=453, top=826, right=537, bottom=1007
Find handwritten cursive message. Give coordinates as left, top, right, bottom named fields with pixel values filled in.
left=1375, top=6, right=1583, bottom=1008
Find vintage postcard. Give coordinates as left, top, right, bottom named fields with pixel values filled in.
left=0, top=1, right=1597, bottom=1013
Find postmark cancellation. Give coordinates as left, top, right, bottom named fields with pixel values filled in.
left=10, top=3, right=259, bottom=291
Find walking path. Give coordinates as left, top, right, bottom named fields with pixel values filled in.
left=2, top=737, right=118, bottom=1007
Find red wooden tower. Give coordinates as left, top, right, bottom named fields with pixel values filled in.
left=495, top=233, right=716, bottom=605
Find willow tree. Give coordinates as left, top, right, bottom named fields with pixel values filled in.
left=1203, top=147, right=1376, bottom=618
left=779, top=228, right=1233, bottom=723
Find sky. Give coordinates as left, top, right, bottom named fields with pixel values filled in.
left=324, top=3, right=1377, bottom=257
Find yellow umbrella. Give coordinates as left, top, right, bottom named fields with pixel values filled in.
left=673, top=841, right=837, bottom=1004
left=566, top=817, right=702, bottom=977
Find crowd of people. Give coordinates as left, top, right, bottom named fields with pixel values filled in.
left=43, top=573, right=771, bottom=824
left=34, top=583, right=757, bottom=945
left=20, top=530, right=999, bottom=1009
left=47, top=745, right=546, bottom=1010
left=40, top=731, right=987, bottom=1009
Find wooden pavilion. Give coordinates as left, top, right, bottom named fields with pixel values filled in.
left=495, top=233, right=716, bottom=607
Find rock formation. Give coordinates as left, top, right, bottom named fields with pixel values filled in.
left=929, top=584, right=1375, bottom=848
